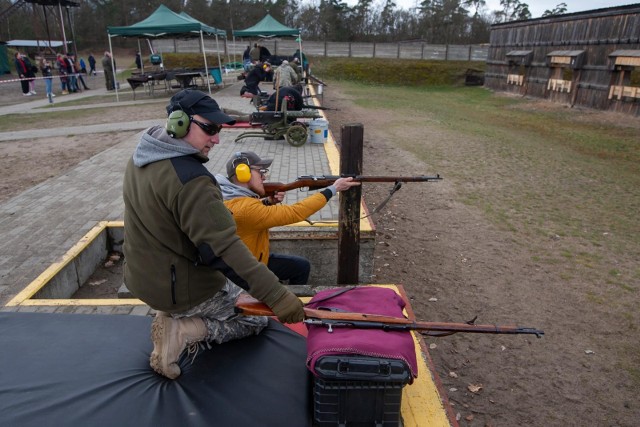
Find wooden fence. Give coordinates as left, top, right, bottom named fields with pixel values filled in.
left=153, top=39, right=489, bottom=63
left=485, top=4, right=640, bottom=116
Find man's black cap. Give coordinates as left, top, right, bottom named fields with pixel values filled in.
left=166, top=89, right=236, bottom=125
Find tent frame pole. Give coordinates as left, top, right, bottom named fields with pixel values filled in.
left=138, top=38, right=144, bottom=74
left=200, top=30, right=212, bottom=95
left=108, top=35, right=119, bottom=102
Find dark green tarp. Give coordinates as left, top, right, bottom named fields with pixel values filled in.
left=232, top=14, right=299, bottom=37
left=107, top=5, right=225, bottom=38
left=0, top=44, right=10, bottom=74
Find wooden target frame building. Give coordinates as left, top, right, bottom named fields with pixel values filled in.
left=485, top=4, right=640, bottom=115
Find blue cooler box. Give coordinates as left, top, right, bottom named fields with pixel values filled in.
left=312, top=355, right=413, bottom=427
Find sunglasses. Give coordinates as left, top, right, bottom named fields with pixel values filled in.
left=190, top=118, right=221, bottom=136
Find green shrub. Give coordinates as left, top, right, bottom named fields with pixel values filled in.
left=310, top=57, right=486, bottom=87
left=144, top=53, right=221, bottom=70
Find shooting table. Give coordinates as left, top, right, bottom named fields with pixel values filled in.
left=174, top=71, right=203, bottom=89
left=127, top=71, right=167, bottom=99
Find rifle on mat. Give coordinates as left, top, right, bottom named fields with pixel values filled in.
left=234, top=294, right=544, bottom=338
left=263, top=174, right=442, bottom=196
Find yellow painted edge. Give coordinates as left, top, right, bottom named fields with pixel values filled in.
left=287, top=220, right=339, bottom=227
left=307, top=85, right=373, bottom=233
left=372, top=284, right=451, bottom=427
left=6, top=221, right=110, bottom=306
left=19, top=298, right=146, bottom=306
left=401, top=333, right=452, bottom=427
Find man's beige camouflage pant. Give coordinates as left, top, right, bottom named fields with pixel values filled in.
left=173, top=279, right=268, bottom=344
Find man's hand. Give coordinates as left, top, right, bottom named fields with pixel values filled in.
left=261, top=191, right=285, bottom=206
left=333, top=177, right=361, bottom=192
left=268, top=191, right=285, bottom=205
left=268, top=289, right=305, bottom=323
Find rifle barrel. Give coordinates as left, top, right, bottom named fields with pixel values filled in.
left=262, top=175, right=442, bottom=194
left=234, top=295, right=544, bottom=338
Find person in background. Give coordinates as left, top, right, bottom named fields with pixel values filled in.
left=70, top=54, right=90, bottom=90
left=55, top=53, right=69, bottom=95
left=242, top=45, right=252, bottom=72
left=249, top=43, right=260, bottom=64
left=264, top=86, right=304, bottom=112
left=88, top=53, right=97, bottom=75
left=64, top=53, right=78, bottom=93
left=291, top=57, right=304, bottom=82
left=122, top=89, right=304, bottom=380
left=215, top=151, right=360, bottom=285
left=240, top=61, right=272, bottom=107
left=293, top=49, right=308, bottom=73
left=102, top=51, right=115, bottom=91
left=14, top=51, right=35, bottom=96
left=135, top=51, right=142, bottom=70
left=79, top=57, right=87, bottom=74
left=39, top=57, right=55, bottom=99
left=273, top=60, right=298, bottom=89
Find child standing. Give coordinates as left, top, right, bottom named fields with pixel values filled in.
left=40, top=58, right=55, bottom=101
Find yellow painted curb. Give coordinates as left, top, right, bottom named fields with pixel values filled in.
left=6, top=221, right=129, bottom=307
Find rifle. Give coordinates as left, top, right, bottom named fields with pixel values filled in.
left=234, top=294, right=544, bottom=338
left=262, top=174, right=443, bottom=196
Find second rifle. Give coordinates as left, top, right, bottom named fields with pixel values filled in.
left=262, top=174, right=442, bottom=195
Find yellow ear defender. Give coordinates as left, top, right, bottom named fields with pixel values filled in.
left=235, top=163, right=251, bottom=183
left=232, top=152, right=252, bottom=183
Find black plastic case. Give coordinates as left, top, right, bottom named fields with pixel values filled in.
left=312, top=355, right=412, bottom=427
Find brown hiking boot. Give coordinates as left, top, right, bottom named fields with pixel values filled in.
left=150, top=314, right=207, bottom=379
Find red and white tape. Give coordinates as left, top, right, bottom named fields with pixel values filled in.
left=0, top=73, right=87, bottom=84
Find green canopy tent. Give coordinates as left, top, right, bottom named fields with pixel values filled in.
left=232, top=14, right=303, bottom=68
left=107, top=5, right=227, bottom=98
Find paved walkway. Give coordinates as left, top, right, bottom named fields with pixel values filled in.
left=0, top=81, right=337, bottom=307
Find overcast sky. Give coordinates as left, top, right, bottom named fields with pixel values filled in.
left=350, top=0, right=634, bottom=19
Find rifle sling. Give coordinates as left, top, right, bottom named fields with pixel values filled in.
left=361, top=181, right=403, bottom=219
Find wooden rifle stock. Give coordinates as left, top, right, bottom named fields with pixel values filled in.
left=262, top=174, right=442, bottom=195
left=234, top=294, right=544, bottom=337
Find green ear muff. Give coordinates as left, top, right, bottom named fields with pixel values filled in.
left=166, top=110, right=190, bottom=138
left=236, top=163, right=251, bottom=183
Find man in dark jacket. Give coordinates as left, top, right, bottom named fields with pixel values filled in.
left=240, top=62, right=272, bottom=107
left=123, top=89, right=304, bottom=379
left=88, top=53, right=97, bottom=75
left=101, top=51, right=115, bottom=90
left=14, top=52, right=34, bottom=96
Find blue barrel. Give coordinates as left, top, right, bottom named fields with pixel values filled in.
left=211, top=68, right=222, bottom=84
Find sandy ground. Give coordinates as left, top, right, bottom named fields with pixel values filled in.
left=322, top=85, right=639, bottom=427
left=1, top=71, right=638, bottom=426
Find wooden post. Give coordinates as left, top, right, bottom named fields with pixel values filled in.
left=337, top=124, right=364, bottom=285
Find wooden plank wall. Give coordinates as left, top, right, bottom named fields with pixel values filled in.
left=485, top=4, right=640, bottom=115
